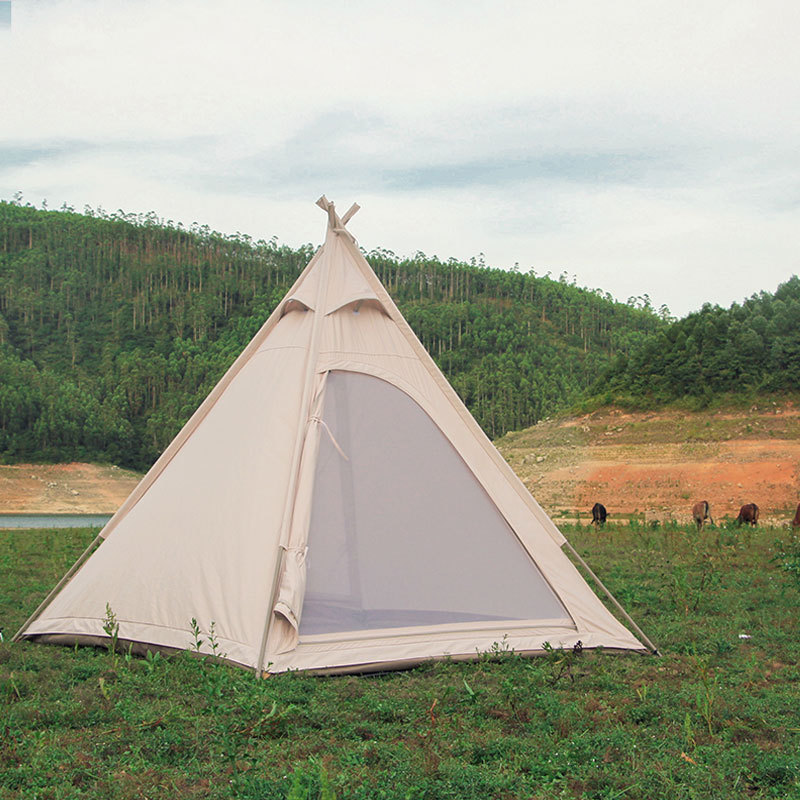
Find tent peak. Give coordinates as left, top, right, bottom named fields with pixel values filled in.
left=316, top=196, right=360, bottom=241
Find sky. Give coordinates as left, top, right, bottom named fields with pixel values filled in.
left=1, top=0, right=799, bottom=318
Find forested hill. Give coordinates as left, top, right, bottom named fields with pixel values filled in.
left=591, top=276, right=800, bottom=407
left=0, top=200, right=663, bottom=470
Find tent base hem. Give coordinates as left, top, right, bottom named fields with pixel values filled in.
left=20, top=633, right=256, bottom=671
left=21, top=632, right=648, bottom=677
left=280, top=646, right=650, bottom=676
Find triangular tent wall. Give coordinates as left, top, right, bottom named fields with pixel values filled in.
left=16, top=198, right=650, bottom=674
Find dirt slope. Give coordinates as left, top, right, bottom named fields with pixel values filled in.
left=496, top=401, right=800, bottom=526
left=0, top=463, right=142, bottom=513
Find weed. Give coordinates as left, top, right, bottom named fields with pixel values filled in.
left=500, top=675, right=529, bottom=726
left=287, top=758, right=335, bottom=800
left=480, top=633, right=515, bottom=662
left=668, top=554, right=719, bottom=615
left=97, top=675, right=111, bottom=701
left=189, top=617, right=204, bottom=653
left=462, top=678, right=477, bottom=702
left=101, top=602, right=119, bottom=670
left=683, top=712, right=696, bottom=749
left=144, top=649, right=161, bottom=674
left=772, top=529, right=800, bottom=587
left=208, top=620, right=221, bottom=659
left=692, top=655, right=718, bottom=737
left=540, top=640, right=583, bottom=685
left=2, top=671, right=22, bottom=701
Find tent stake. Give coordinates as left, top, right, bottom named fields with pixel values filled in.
left=561, top=540, right=660, bottom=655
left=13, top=532, right=105, bottom=641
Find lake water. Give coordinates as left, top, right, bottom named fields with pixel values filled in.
left=0, top=514, right=112, bottom=529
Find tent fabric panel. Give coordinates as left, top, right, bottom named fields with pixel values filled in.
left=255, top=306, right=315, bottom=354
left=338, top=236, right=569, bottom=548
left=24, top=338, right=310, bottom=663
left=299, top=371, right=569, bottom=637
left=285, top=231, right=379, bottom=315
left=314, top=302, right=639, bottom=646
left=269, top=373, right=329, bottom=655
left=91, top=246, right=324, bottom=546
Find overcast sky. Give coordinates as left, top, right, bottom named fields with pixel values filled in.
left=2, top=1, right=799, bottom=317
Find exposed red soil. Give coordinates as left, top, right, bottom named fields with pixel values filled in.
left=573, top=443, right=799, bottom=520
left=0, top=463, right=142, bottom=514
left=497, top=404, right=800, bottom=526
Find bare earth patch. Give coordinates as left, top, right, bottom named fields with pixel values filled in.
left=497, top=402, right=800, bottom=526
left=0, top=463, right=142, bottom=513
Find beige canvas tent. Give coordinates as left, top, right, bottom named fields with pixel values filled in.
left=16, top=198, right=654, bottom=674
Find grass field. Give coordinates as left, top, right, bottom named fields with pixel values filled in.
left=2, top=524, right=799, bottom=799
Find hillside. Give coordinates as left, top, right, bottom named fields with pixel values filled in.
left=497, top=400, right=800, bottom=525
left=591, top=275, right=800, bottom=405
left=0, top=200, right=662, bottom=469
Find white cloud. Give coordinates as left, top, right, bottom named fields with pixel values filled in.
left=1, top=0, right=799, bottom=315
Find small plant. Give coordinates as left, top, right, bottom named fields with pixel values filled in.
left=541, top=640, right=583, bottom=685
left=187, top=618, right=226, bottom=661
left=415, top=697, right=441, bottom=776
left=98, top=675, right=112, bottom=701
left=463, top=678, right=477, bottom=702
left=189, top=617, right=204, bottom=653
left=144, top=649, right=161, bottom=674
left=208, top=620, right=222, bottom=659
left=481, top=634, right=515, bottom=661
left=773, top=530, right=800, bottom=587
left=692, top=655, right=718, bottom=737
left=669, top=555, right=718, bottom=615
left=500, top=675, right=529, bottom=726
left=286, top=758, right=335, bottom=800
left=102, top=603, right=120, bottom=670
left=683, top=712, right=696, bottom=749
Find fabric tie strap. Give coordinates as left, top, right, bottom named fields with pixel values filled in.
left=309, top=415, right=349, bottom=461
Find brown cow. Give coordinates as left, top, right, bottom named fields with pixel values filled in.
left=692, top=500, right=713, bottom=530
left=792, top=502, right=800, bottom=528
left=736, top=503, right=759, bottom=526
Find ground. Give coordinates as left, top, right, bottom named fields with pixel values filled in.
left=0, top=462, right=142, bottom=513
left=496, top=400, right=800, bottom=526
left=1, top=401, right=799, bottom=524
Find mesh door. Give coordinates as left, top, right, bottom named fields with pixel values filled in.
left=299, top=371, right=569, bottom=635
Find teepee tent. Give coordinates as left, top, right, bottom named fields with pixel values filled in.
left=16, top=198, right=653, bottom=674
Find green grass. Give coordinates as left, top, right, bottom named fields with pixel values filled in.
left=2, top=524, right=800, bottom=799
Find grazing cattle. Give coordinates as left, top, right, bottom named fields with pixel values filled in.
left=591, top=503, right=608, bottom=526
left=792, top=502, right=800, bottom=529
left=736, top=503, right=759, bottom=526
left=692, top=500, right=714, bottom=530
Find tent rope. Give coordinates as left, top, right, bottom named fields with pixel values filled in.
left=561, top=540, right=660, bottom=655
left=309, top=415, right=349, bottom=461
